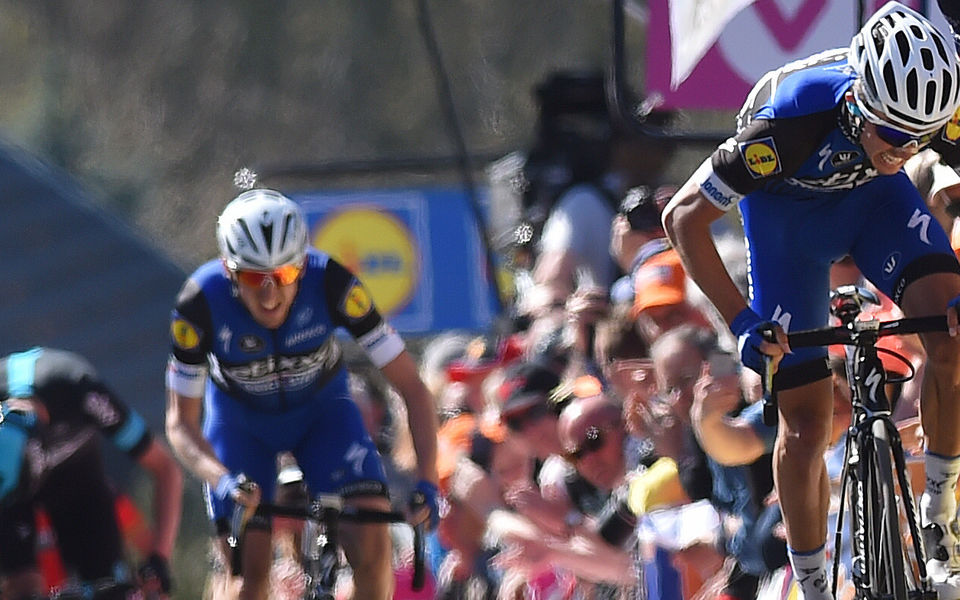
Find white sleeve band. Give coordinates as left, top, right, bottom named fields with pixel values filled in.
left=357, top=322, right=406, bottom=368
left=166, top=356, right=207, bottom=398
left=693, top=158, right=744, bottom=211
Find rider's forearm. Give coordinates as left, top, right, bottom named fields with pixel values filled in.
left=138, top=440, right=184, bottom=558
left=380, top=352, right=439, bottom=483
left=663, top=183, right=749, bottom=324
left=165, top=391, right=230, bottom=487
left=405, top=389, right=439, bottom=483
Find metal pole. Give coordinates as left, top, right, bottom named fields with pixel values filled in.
left=416, top=0, right=504, bottom=316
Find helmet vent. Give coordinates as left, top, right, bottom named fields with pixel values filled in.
left=933, top=34, right=949, bottom=63
left=926, top=80, right=937, bottom=114
left=906, top=70, right=918, bottom=108
left=895, top=31, right=910, bottom=66
left=921, top=47, right=934, bottom=71
left=864, top=62, right=879, bottom=100
left=942, top=73, right=953, bottom=111
left=281, top=214, right=294, bottom=248
left=884, top=61, right=898, bottom=101
left=261, top=222, right=274, bottom=253
left=238, top=220, right=259, bottom=253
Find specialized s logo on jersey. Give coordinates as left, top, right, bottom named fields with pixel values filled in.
left=739, top=137, right=782, bottom=178
left=342, top=281, right=373, bottom=320
left=171, top=318, right=200, bottom=350
left=941, top=106, right=960, bottom=145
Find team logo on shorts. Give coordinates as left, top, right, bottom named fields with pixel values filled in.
left=739, top=137, right=782, bottom=179
left=342, top=281, right=373, bottom=319
left=941, top=106, right=960, bottom=145
left=171, top=318, right=200, bottom=350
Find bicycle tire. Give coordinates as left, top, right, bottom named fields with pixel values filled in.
left=865, top=419, right=910, bottom=600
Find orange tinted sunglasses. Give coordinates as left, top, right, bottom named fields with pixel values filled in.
left=234, top=263, right=304, bottom=288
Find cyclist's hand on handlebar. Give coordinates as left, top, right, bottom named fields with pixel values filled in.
left=730, top=307, right=790, bottom=375
left=408, top=479, right=439, bottom=530
left=947, top=295, right=960, bottom=337
left=215, top=472, right=261, bottom=508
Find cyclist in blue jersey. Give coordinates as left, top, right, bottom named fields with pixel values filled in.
left=0, top=347, right=183, bottom=600
left=164, top=189, right=438, bottom=600
left=662, top=3, right=960, bottom=598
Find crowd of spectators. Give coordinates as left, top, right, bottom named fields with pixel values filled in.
left=319, top=71, right=960, bottom=600
left=323, top=138, right=960, bottom=600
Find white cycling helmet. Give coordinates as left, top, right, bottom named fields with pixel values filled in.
left=216, top=188, right=308, bottom=271
left=849, top=1, right=960, bottom=133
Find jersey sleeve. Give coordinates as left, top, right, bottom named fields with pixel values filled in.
left=699, top=112, right=836, bottom=210
left=79, top=375, right=153, bottom=459
left=167, top=277, right=212, bottom=398
left=323, top=258, right=405, bottom=368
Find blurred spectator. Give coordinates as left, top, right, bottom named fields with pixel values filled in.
left=688, top=358, right=786, bottom=600
left=905, top=148, right=960, bottom=259
left=513, top=72, right=676, bottom=352
left=418, top=332, right=475, bottom=399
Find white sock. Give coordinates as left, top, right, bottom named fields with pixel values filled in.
left=922, top=452, right=960, bottom=523
left=789, top=545, right=832, bottom=600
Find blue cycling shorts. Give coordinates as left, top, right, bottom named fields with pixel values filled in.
left=202, top=376, right=388, bottom=523
left=739, top=172, right=957, bottom=368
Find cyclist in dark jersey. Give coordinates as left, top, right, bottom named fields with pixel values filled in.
left=164, top=188, right=438, bottom=600
left=0, top=347, right=183, bottom=600
left=662, top=3, right=960, bottom=598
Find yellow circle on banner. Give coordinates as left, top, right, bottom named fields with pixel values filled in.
left=744, top=142, right=779, bottom=177
left=171, top=319, right=200, bottom=350
left=944, top=107, right=960, bottom=143
left=312, top=208, right=418, bottom=315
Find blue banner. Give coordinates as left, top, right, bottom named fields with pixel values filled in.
left=289, top=187, right=501, bottom=334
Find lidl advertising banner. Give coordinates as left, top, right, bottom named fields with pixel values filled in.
left=289, top=187, right=500, bottom=334
left=646, top=0, right=940, bottom=110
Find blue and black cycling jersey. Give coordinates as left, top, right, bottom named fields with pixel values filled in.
left=703, top=48, right=960, bottom=204
left=692, top=49, right=960, bottom=378
left=170, top=248, right=400, bottom=412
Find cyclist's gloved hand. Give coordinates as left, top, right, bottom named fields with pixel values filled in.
left=138, top=553, right=172, bottom=594
left=409, top=479, right=439, bottom=529
left=731, top=307, right=777, bottom=374
left=214, top=472, right=248, bottom=501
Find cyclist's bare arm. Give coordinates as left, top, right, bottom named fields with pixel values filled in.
left=663, top=182, right=789, bottom=356
left=379, top=350, right=438, bottom=486
left=164, top=390, right=259, bottom=508
left=135, top=438, right=184, bottom=559
left=662, top=182, right=750, bottom=324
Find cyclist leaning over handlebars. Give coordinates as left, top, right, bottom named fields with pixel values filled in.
left=663, top=2, right=960, bottom=598
left=164, top=189, right=438, bottom=600
left=0, top=347, right=183, bottom=600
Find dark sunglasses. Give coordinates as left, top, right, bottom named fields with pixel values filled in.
left=871, top=120, right=936, bottom=149
left=563, top=425, right=610, bottom=461
left=504, top=402, right=552, bottom=431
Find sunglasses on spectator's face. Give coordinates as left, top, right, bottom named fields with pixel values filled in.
left=504, top=402, right=551, bottom=431
left=233, top=263, right=304, bottom=288
left=564, top=425, right=610, bottom=461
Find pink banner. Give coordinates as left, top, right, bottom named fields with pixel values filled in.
left=647, top=0, right=929, bottom=110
